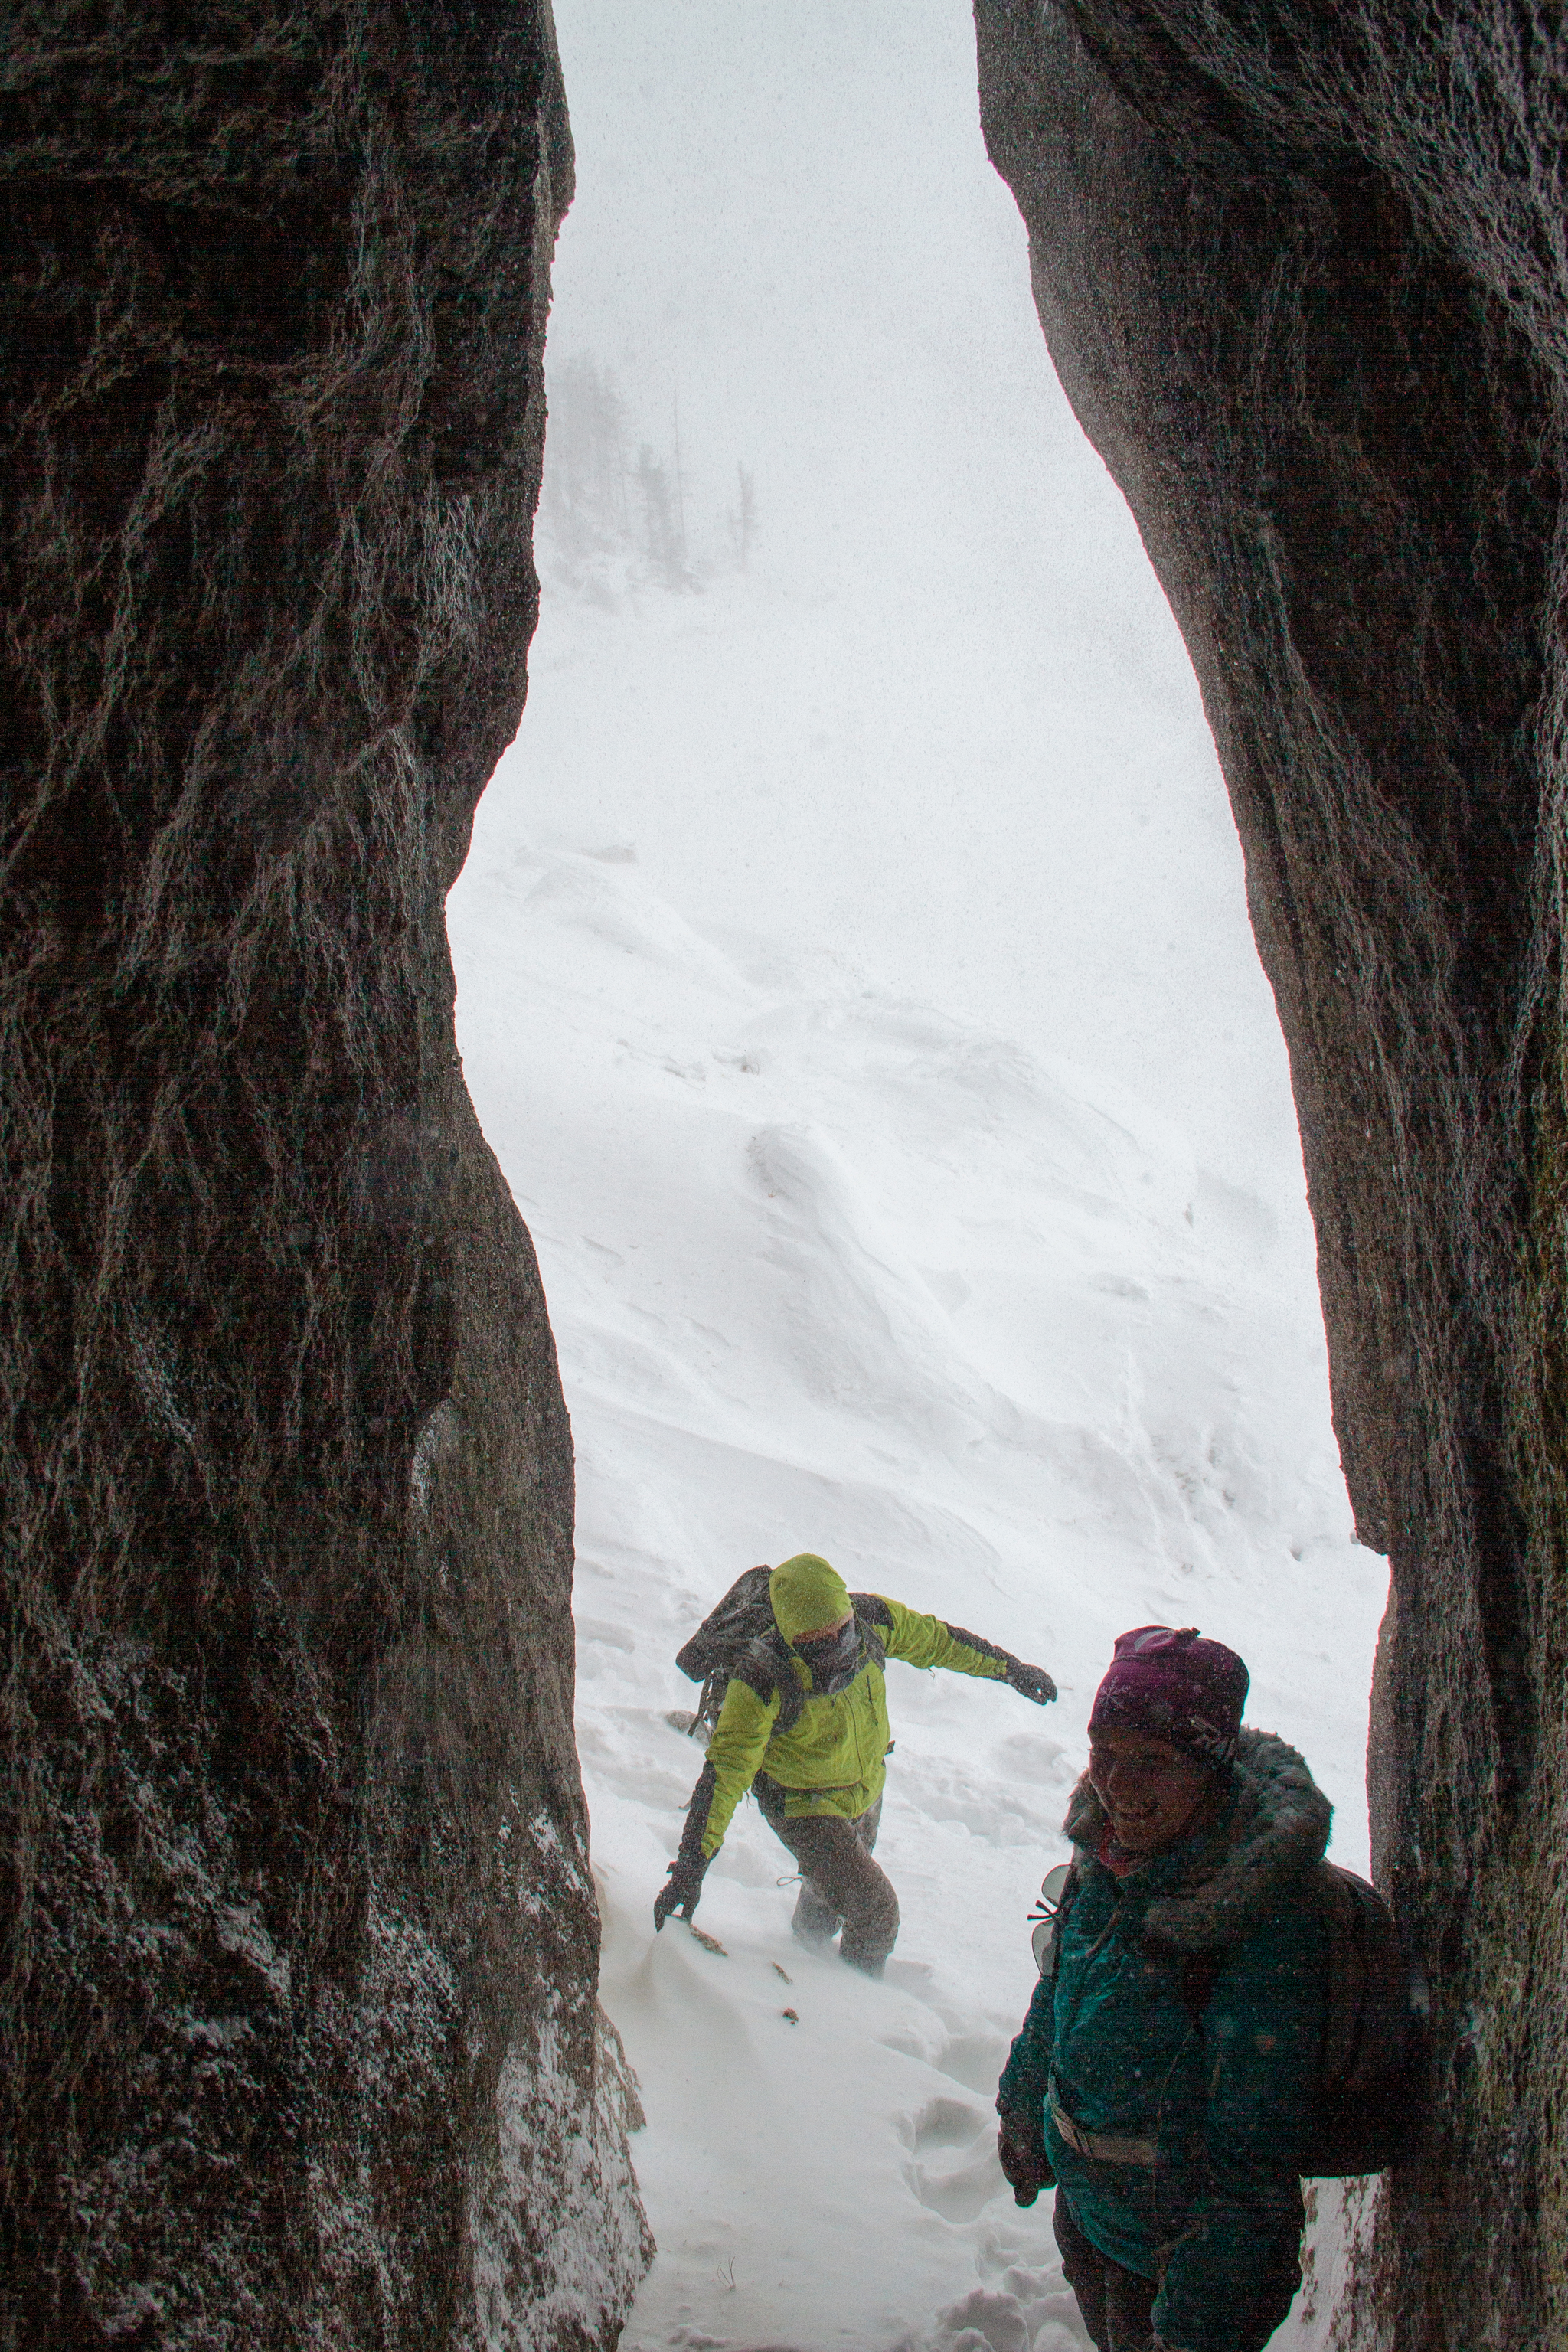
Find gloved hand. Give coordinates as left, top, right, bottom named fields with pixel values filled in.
left=1005, top=1658, right=1057, bottom=1705
left=653, top=1851, right=707, bottom=1932
left=997, top=2113, right=1053, bottom=2207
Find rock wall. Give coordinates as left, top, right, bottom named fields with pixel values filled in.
left=973, top=2, right=1567, bottom=2343
left=0, top=4, right=649, bottom=2344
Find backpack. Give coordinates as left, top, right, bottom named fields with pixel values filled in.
left=1034, top=1856, right=1422, bottom=2178
left=675, top=1565, right=887, bottom=1736
left=1282, top=1860, right=1422, bottom=2177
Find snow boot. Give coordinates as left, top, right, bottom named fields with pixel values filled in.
left=791, top=1879, right=843, bottom=1952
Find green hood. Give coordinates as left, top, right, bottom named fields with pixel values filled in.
left=769, top=1554, right=852, bottom=1640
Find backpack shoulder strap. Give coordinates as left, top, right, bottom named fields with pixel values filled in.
left=1171, top=1864, right=1393, bottom=2065
left=1314, top=1861, right=1358, bottom=2083
left=1042, top=1857, right=1083, bottom=1982
left=729, top=1630, right=805, bottom=1731
left=850, top=1593, right=889, bottom=1670
left=1311, top=1859, right=1406, bottom=2089
left=1177, top=1948, right=1222, bottom=2030
left=1174, top=1860, right=1352, bottom=2042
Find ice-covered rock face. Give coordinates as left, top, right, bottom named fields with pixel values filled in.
left=0, top=3, right=647, bottom=2344
left=975, top=5, right=1567, bottom=2344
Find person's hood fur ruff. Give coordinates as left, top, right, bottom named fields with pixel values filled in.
left=1063, top=1726, right=1332, bottom=1953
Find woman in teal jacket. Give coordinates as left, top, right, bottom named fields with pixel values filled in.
left=997, top=1627, right=1329, bottom=2352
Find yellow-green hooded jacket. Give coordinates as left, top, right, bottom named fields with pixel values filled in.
left=681, top=1554, right=1022, bottom=1860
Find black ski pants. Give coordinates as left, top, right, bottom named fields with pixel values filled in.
left=1054, top=2192, right=1158, bottom=2352
left=753, top=1775, right=899, bottom=1972
left=1054, top=2189, right=1298, bottom=2352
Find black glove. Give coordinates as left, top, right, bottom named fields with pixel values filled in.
left=653, top=1850, right=707, bottom=1932
left=1005, top=1658, right=1057, bottom=1705
left=997, top=2112, right=1054, bottom=2207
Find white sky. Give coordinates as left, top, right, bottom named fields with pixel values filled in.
left=509, top=0, right=1313, bottom=1216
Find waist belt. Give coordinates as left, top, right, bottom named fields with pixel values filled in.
left=1049, top=2090, right=1157, bottom=2167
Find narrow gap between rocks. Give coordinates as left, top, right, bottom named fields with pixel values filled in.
left=446, top=10, right=1389, bottom=2347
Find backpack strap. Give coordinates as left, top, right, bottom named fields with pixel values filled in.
left=694, top=1668, right=730, bottom=1733
left=1312, top=1860, right=1372, bottom=2087
left=1168, top=1870, right=1375, bottom=2068
left=850, top=1593, right=889, bottom=1671
left=1175, top=1948, right=1222, bottom=2030
left=728, top=1630, right=806, bottom=1732
left=1041, top=1858, right=1083, bottom=1982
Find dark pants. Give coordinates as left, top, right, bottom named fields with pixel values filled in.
left=1054, top=2188, right=1299, bottom=2352
left=1054, top=2191, right=1157, bottom=2352
left=754, top=1776, right=899, bottom=1972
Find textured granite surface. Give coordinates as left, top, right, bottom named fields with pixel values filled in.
left=1, top=5, right=648, bottom=2342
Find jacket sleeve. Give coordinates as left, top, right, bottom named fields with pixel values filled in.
left=996, top=1963, right=1055, bottom=2141
left=688, top=1675, right=780, bottom=1859
left=1152, top=1897, right=1326, bottom=2352
left=875, top=1595, right=1011, bottom=1680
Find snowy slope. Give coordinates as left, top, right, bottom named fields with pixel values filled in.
left=447, top=822, right=1387, bottom=2352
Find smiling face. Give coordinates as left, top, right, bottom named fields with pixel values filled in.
left=1087, top=1725, right=1214, bottom=1855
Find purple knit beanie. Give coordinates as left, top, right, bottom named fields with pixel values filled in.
left=1088, top=1625, right=1249, bottom=1766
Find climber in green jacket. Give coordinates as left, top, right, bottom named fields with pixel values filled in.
left=996, top=1625, right=1328, bottom=2352
left=654, top=1553, right=1057, bottom=1973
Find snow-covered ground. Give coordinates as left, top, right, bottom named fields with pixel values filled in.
left=449, top=810, right=1385, bottom=2352
left=444, top=5, right=1390, bottom=2347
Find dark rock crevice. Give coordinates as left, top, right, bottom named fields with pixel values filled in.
left=2, top=3, right=648, bottom=2343
left=975, top=2, right=1568, bottom=2341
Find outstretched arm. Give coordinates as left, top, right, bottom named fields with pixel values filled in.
left=868, top=1596, right=1057, bottom=1703
left=654, top=1676, right=779, bottom=1929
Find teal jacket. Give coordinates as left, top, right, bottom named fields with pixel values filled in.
left=999, top=1730, right=1330, bottom=2352
left=688, top=1596, right=1018, bottom=1858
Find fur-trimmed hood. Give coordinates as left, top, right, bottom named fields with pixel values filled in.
left=1063, top=1726, right=1332, bottom=1953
